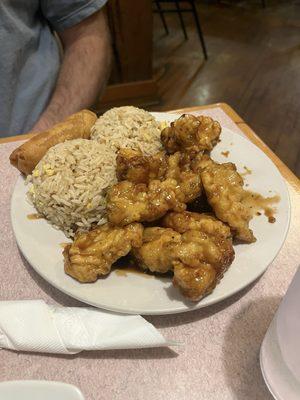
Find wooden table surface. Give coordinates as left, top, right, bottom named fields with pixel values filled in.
left=1, top=103, right=300, bottom=400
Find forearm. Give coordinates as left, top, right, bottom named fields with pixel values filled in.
left=44, top=34, right=110, bottom=120
left=32, top=10, right=111, bottom=132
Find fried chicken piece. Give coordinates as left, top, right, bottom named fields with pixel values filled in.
left=108, top=148, right=204, bottom=226
left=132, top=227, right=181, bottom=273
left=162, top=211, right=231, bottom=239
left=161, top=114, right=221, bottom=154
left=173, top=261, right=216, bottom=301
left=166, top=152, right=202, bottom=203
left=64, top=223, right=143, bottom=283
left=106, top=161, right=201, bottom=226
left=173, top=229, right=234, bottom=300
left=190, top=153, right=214, bottom=174
left=116, top=149, right=202, bottom=204
left=201, top=160, right=256, bottom=243
left=179, top=229, right=234, bottom=270
left=106, top=179, right=186, bottom=226
left=116, top=148, right=168, bottom=184
left=133, top=227, right=235, bottom=301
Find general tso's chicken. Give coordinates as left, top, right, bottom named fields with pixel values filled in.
left=173, top=262, right=217, bottom=301
left=133, top=227, right=235, bottom=301
left=161, top=114, right=221, bottom=154
left=116, top=148, right=168, bottom=184
left=173, top=228, right=234, bottom=300
left=108, top=149, right=205, bottom=226
left=63, top=223, right=143, bottom=283
left=162, top=211, right=231, bottom=239
left=179, top=230, right=234, bottom=274
left=106, top=179, right=186, bottom=226
left=132, top=227, right=181, bottom=273
left=166, top=152, right=202, bottom=203
left=190, top=153, right=214, bottom=174
left=201, top=160, right=256, bottom=243
left=116, top=149, right=202, bottom=205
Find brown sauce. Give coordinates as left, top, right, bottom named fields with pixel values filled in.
left=221, top=151, right=230, bottom=158
left=27, top=213, right=43, bottom=220
left=112, top=255, right=154, bottom=278
left=241, top=166, right=252, bottom=177
left=243, top=192, right=280, bottom=223
left=115, top=266, right=153, bottom=279
left=264, top=208, right=277, bottom=223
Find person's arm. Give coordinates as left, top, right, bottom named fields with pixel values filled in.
left=32, top=9, right=111, bottom=132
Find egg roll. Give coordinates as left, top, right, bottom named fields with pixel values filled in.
left=9, top=109, right=97, bottom=175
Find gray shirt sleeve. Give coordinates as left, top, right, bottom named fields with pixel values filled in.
left=40, top=0, right=108, bottom=31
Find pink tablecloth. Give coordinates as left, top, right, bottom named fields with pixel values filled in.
left=1, top=108, right=300, bottom=400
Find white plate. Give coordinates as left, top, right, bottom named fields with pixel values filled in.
left=0, top=381, right=84, bottom=400
left=11, top=112, right=290, bottom=315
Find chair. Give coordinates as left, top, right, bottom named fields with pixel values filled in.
left=153, top=0, right=208, bottom=60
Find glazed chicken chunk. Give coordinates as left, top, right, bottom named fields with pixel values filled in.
left=166, top=152, right=202, bottom=203
left=162, top=211, right=231, bottom=239
left=162, top=212, right=234, bottom=299
left=201, top=160, right=256, bottom=243
left=132, top=227, right=182, bottom=274
left=133, top=225, right=234, bottom=301
left=106, top=179, right=186, bottom=226
left=190, top=153, right=214, bottom=174
left=116, top=148, right=168, bottom=184
left=161, top=114, right=221, bottom=154
left=109, top=149, right=203, bottom=226
left=173, top=261, right=217, bottom=302
left=64, top=223, right=143, bottom=283
left=116, top=148, right=202, bottom=202
left=173, top=229, right=234, bottom=301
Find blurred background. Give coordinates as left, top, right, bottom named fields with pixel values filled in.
left=98, top=0, right=300, bottom=177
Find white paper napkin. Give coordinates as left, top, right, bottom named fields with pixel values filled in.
left=0, top=300, right=173, bottom=354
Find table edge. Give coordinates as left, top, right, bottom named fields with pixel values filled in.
left=0, top=131, right=34, bottom=144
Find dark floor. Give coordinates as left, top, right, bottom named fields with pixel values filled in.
left=151, top=0, right=300, bottom=177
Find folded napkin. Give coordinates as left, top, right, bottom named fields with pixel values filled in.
left=0, top=300, right=172, bottom=354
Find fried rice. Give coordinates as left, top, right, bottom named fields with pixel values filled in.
left=27, top=107, right=163, bottom=237
left=90, top=106, right=163, bottom=155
